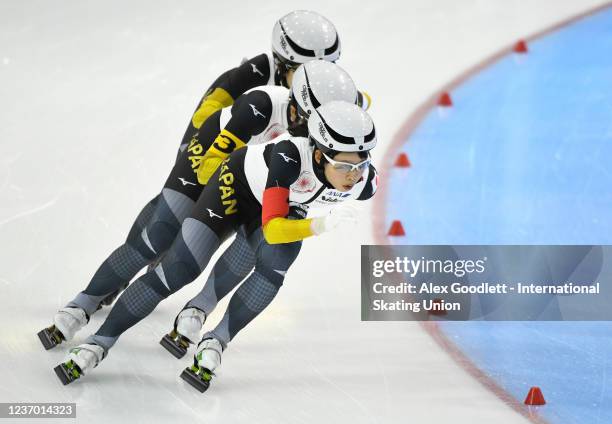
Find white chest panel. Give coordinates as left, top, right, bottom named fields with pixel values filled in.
left=244, top=137, right=368, bottom=216
left=218, top=85, right=289, bottom=146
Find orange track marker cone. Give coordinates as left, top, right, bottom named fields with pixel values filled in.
left=513, top=40, right=528, bottom=53
left=394, top=153, right=411, bottom=168
left=438, top=92, right=453, bottom=107
left=388, top=220, right=406, bottom=236
left=524, top=387, right=546, bottom=406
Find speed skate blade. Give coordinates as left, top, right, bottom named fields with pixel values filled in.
left=38, top=327, right=61, bottom=350
left=54, top=363, right=78, bottom=386
left=160, top=334, right=187, bottom=359
left=180, top=367, right=210, bottom=393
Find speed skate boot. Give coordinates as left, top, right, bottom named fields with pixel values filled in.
left=180, top=337, right=222, bottom=393
left=37, top=307, right=88, bottom=350
left=160, top=307, right=206, bottom=359
left=54, top=343, right=105, bottom=385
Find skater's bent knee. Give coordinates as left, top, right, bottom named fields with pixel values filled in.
left=146, top=220, right=179, bottom=252
left=253, top=263, right=285, bottom=288
left=154, top=261, right=201, bottom=293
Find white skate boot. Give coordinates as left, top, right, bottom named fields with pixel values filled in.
left=159, top=307, right=206, bottom=359
left=176, top=308, right=207, bottom=343
left=195, top=338, right=223, bottom=372
left=54, top=307, right=88, bottom=341
left=180, top=337, right=223, bottom=393
left=38, top=307, right=88, bottom=350
left=54, top=343, right=105, bottom=385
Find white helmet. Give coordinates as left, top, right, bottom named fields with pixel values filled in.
left=272, top=11, right=341, bottom=67
left=290, top=61, right=358, bottom=119
left=308, top=101, right=377, bottom=154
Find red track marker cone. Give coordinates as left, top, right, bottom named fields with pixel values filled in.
left=394, top=153, right=411, bottom=168
left=388, top=220, right=405, bottom=236
left=438, top=92, right=453, bottom=107
left=524, top=387, right=546, bottom=406
left=513, top=40, right=528, bottom=53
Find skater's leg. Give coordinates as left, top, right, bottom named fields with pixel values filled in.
left=64, top=125, right=215, bottom=316
left=184, top=229, right=301, bottom=390
left=40, top=145, right=208, bottom=350
left=185, top=226, right=255, bottom=315
left=85, top=155, right=249, bottom=353
left=203, top=229, right=302, bottom=349
left=125, top=194, right=160, bottom=242
left=66, top=188, right=196, bottom=316
left=86, top=218, right=222, bottom=352
left=161, top=227, right=255, bottom=356
left=57, top=150, right=254, bottom=382
left=38, top=194, right=166, bottom=349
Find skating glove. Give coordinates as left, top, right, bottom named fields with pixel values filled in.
left=310, top=203, right=359, bottom=235
left=197, top=129, right=246, bottom=185
left=191, top=88, right=234, bottom=129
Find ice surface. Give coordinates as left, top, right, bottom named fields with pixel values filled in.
left=0, top=1, right=606, bottom=423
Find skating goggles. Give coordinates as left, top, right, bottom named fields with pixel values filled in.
left=322, top=152, right=370, bottom=174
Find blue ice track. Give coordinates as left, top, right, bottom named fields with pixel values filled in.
left=387, top=6, right=612, bottom=424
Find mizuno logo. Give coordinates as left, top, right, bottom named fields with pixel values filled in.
left=207, top=209, right=222, bottom=219
left=251, top=63, right=264, bottom=76
left=278, top=152, right=297, bottom=163
left=178, top=177, right=196, bottom=186
left=249, top=104, right=266, bottom=118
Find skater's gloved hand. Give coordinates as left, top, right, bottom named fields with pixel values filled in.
left=191, top=88, right=234, bottom=129
left=310, top=203, right=359, bottom=235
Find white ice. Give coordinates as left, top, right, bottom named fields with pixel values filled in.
left=0, top=1, right=605, bottom=423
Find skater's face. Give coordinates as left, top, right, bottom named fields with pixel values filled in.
left=315, top=150, right=370, bottom=192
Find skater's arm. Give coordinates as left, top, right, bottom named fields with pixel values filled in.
left=261, top=140, right=317, bottom=244
left=191, top=54, right=272, bottom=129
left=262, top=191, right=314, bottom=244
left=196, top=90, right=273, bottom=184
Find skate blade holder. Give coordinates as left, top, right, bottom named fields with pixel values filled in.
left=180, top=366, right=212, bottom=393
left=54, top=361, right=81, bottom=386
left=37, top=326, right=64, bottom=350
left=159, top=332, right=191, bottom=359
